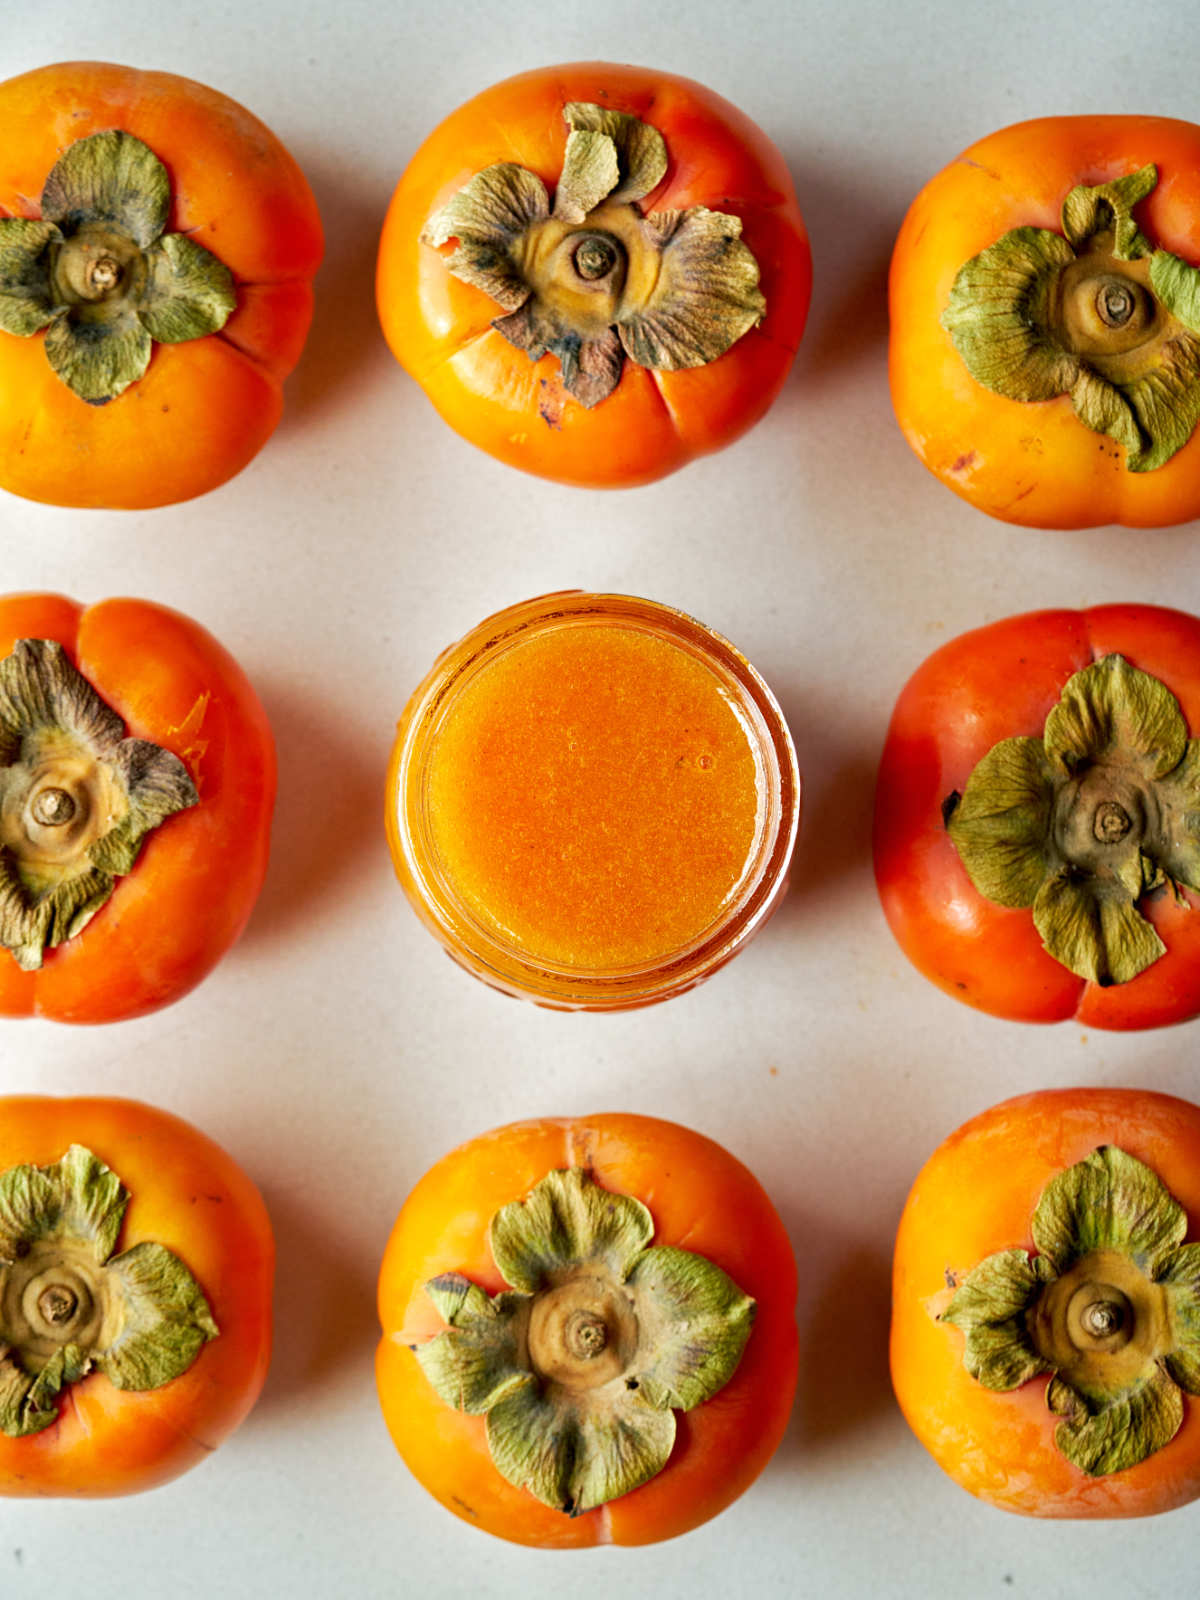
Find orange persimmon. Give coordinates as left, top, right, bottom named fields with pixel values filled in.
left=0, top=61, right=323, bottom=509
left=0, top=1095, right=273, bottom=1498
left=376, top=1113, right=798, bottom=1546
left=873, top=604, right=1200, bottom=1029
left=0, top=592, right=275, bottom=1023
left=892, top=1088, right=1200, bottom=1518
left=890, top=115, right=1200, bottom=527
left=378, top=64, right=811, bottom=487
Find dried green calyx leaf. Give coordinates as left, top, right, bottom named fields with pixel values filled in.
left=489, top=1165, right=654, bottom=1292
left=0, top=1145, right=217, bottom=1436
left=99, top=1242, right=219, bottom=1390
left=42, top=129, right=170, bottom=249
left=942, top=164, right=1200, bottom=471
left=0, top=637, right=198, bottom=971
left=555, top=104, right=668, bottom=218
left=422, top=102, right=764, bottom=408
left=941, top=1145, right=1200, bottom=1477
left=1032, top=1145, right=1187, bottom=1274
left=0, top=219, right=59, bottom=336
left=946, top=653, right=1200, bottom=986
left=941, top=1249, right=1054, bottom=1390
left=1060, top=165, right=1157, bottom=258
left=412, top=1166, right=755, bottom=1515
left=421, top=165, right=549, bottom=311
left=0, top=129, right=235, bottom=404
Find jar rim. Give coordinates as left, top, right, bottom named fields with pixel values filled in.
left=387, top=592, right=800, bottom=1010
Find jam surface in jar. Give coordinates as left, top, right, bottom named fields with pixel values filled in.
left=424, top=622, right=763, bottom=970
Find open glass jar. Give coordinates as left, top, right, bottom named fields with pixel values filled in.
left=386, top=592, right=800, bottom=1010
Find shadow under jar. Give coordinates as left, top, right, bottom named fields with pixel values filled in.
left=386, top=593, right=800, bottom=1010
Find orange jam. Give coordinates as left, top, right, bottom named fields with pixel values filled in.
left=388, top=594, right=800, bottom=1009
left=425, top=625, right=761, bottom=969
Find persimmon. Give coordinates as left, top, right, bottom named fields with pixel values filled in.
left=873, top=604, right=1200, bottom=1029
left=890, top=115, right=1200, bottom=527
left=892, top=1088, right=1200, bottom=1518
left=0, top=1095, right=272, bottom=1497
left=0, top=592, right=275, bottom=1024
left=376, top=1113, right=797, bottom=1546
left=377, top=63, right=811, bottom=487
left=0, top=61, right=323, bottom=509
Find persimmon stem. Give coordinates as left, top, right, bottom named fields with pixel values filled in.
left=565, top=1309, right=609, bottom=1359
left=86, top=256, right=122, bottom=295
left=1097, top=281, right=1135, bottom=328
left=526, top=1272, right=635, bottom=1392
left=1080, top=1298, right=1125, bottom=1339
left=573, top=235, right=620, bottom=282
left=1093, top=800, right=1132, bottom=843
left=37, top=1285, right=79, bottom=1326
left=30, top=788, right=77, bottom=827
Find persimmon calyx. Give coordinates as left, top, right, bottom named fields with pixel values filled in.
left=410, top=1166, right=754, bottom=1515
left=421, top=103, right=766, bottom=408
left=0, top=638, right=198, bottom=971
left=0, top=1145, right=218, bottom=1437
left=941, top=1145, right=1200, bottom=1477
left=944, top=653, right=1200, bottom=985
left=0, top=130, right=236, bottom=404
left=942, top=164, right=1200, bottom=471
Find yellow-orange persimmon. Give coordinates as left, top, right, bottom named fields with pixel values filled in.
left=378, top=64, right=811, bottom=487
left=893, top=1088, right=1200, bottom=1517
left=0, top=61, right=322, bottom=509
left=377, top=1113, right=798, bottom=1546
left=0, top=1096, right=272, bottom=1498
left=0, top=592, right=275, bottom=1024
left=891, top=116, right=1200, bottom=527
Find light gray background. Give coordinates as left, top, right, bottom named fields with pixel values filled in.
left=2, top=2, right=1198, bottom=1595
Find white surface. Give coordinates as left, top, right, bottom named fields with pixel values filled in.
left=2, top=3, right=1199, bottom=1596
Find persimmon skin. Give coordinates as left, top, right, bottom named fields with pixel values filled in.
left=892, top=1088, right=1200, bottom=1518
left=377, top=63, right=812, bottom=488
left=376, top=1113, right=798, bottom=1547
left=0, top=1096, right=273, bottom=1499
left=0, top=593, right=276, bottom=1024
left=890, top=115, right=1200, bottom=528
left=0, top=61, right=324, bottom=510
left=873, top=604, right=1200, bottom=1029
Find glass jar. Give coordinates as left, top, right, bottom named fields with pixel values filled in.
left=386, top=592, right=800, bottom=1010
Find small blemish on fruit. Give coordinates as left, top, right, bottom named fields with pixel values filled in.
left=951, top=451, right=976, bottom=473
